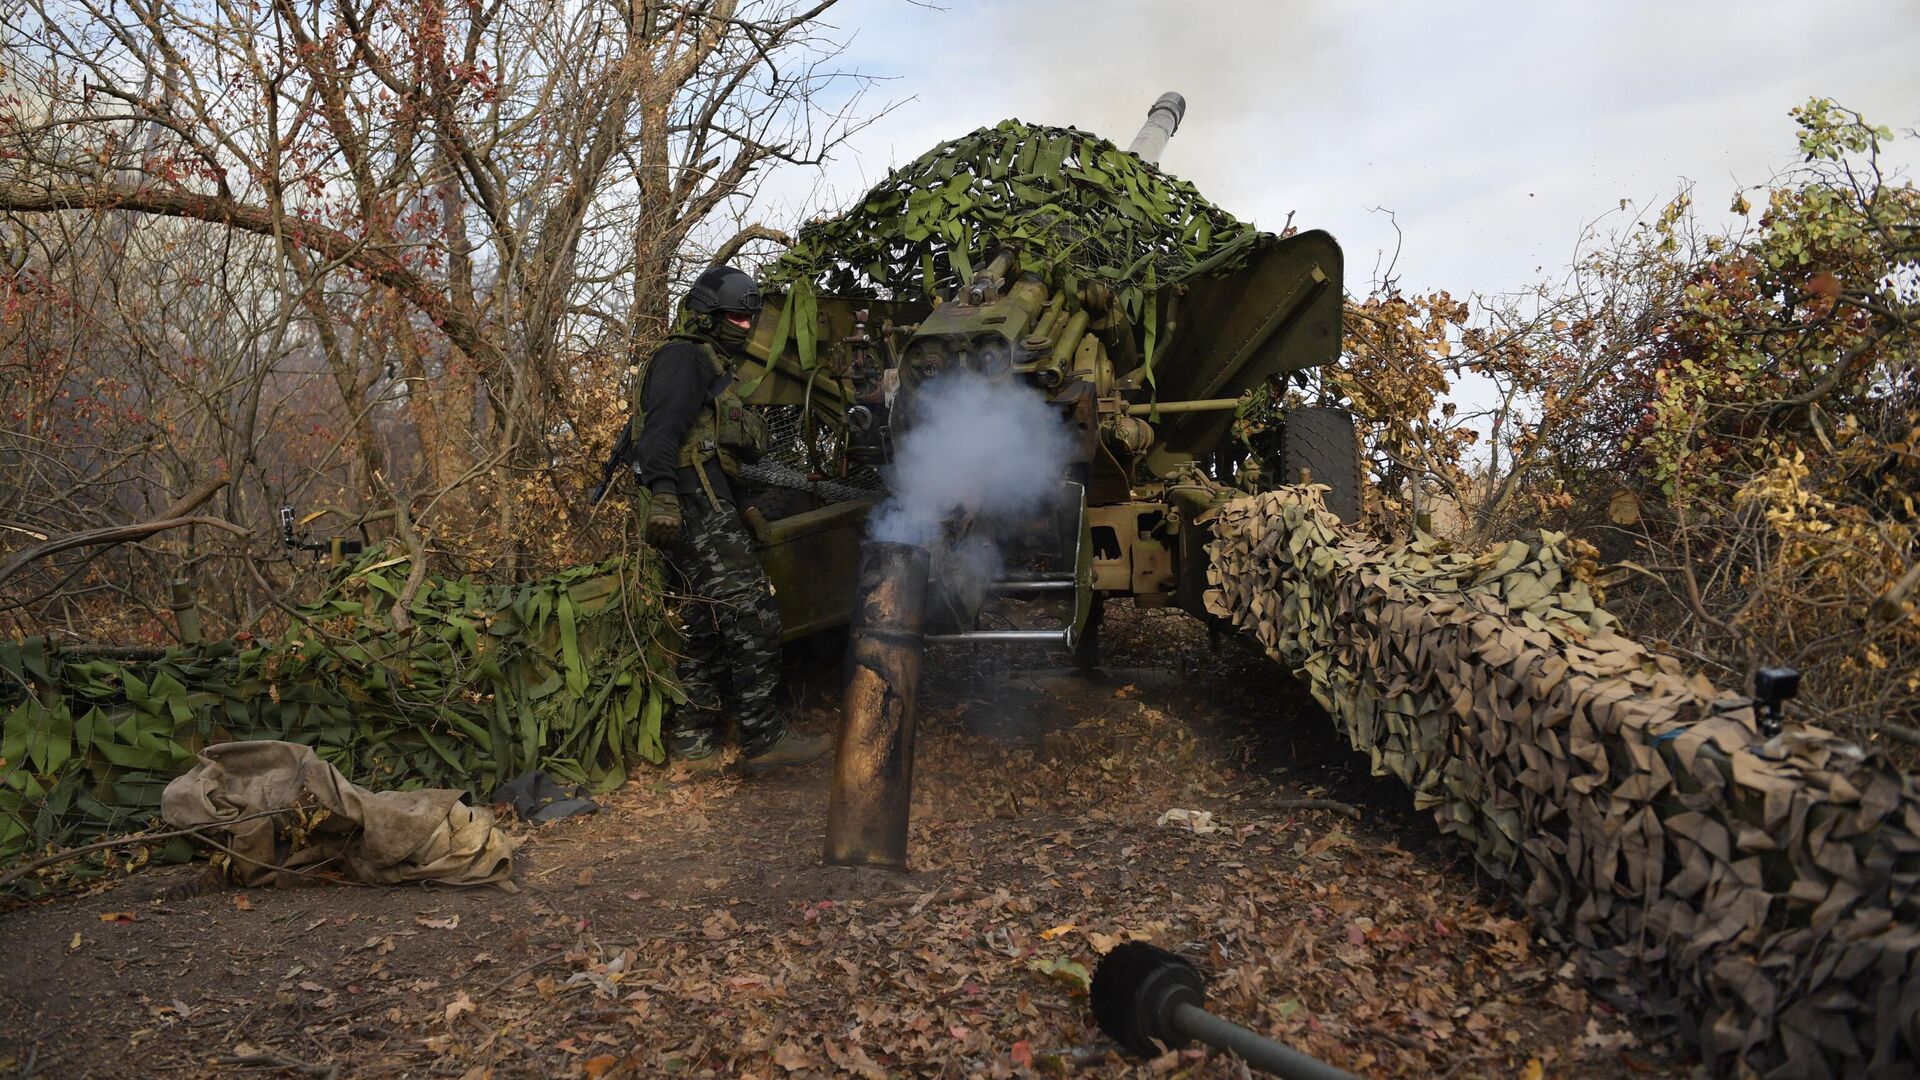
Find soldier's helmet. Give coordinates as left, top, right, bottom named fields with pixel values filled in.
left=686, top=265, right=763, bottom=317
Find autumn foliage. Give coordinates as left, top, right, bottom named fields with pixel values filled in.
left=1326, top=100, right=1918, bottom=755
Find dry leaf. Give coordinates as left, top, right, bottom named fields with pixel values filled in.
left=1155, top=808, right=1217, bottom=834
left=582, top=1054, right=619, bottom=1078
left=416, top=914, right=460, bottom=930
left=443, top=991, right=475, bottom=1025
left=232, top=893, right=253, bottom=911
left=771, top=1041, right=813, bottom=1071
left=98, top=911, right=138, bottom=923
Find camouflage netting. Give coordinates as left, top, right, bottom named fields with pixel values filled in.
left=1205, top=486, right=1920, bottom=1076
left=1, top=546, right=676, bottom=881
left=760, top=119, right=1272, bottom=379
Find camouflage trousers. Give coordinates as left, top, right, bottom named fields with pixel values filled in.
left=657, top=494, right=786, bottom=758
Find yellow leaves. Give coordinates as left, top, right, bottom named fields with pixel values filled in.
left=1026, top=957, right=1091, bottom=995
left=1731, top=191, right=1752, bottom=216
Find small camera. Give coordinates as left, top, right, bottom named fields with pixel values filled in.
left=1753, top=666, right=1801, bottom=737
left=1754, top=667, right=1801, bottom=707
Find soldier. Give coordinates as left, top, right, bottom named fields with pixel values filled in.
left=631, top=265, right=832, bottom=774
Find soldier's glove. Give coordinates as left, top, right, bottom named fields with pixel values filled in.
left=644, top=490, right=682, bottom=547
left=742, top=505, right=775, bottom=547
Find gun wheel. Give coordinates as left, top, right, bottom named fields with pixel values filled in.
left=1280, top=406, right=1361, bottom=523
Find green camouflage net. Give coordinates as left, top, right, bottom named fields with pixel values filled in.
left=1, top=546, right=676, bottom=882
left=760, top=119, right=1271, bottom=378
left=1205, top=486, right=1920, bottom=1075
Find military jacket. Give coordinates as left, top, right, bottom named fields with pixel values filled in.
left=630, top=335, right=767, bottom=506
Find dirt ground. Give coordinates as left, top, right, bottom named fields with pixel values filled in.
left=0, top=603, right=1696, bottom=1078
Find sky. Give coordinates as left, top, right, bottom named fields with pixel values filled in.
left=761, top=0, right=1920, bottom=303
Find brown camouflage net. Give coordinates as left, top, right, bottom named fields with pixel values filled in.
left=1203, top=486, right=1920, bottom=1077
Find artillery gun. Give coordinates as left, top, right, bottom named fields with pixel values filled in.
left=739, top=94, right=1351, bottom=650
left=724, top=93, right=1354, bottom=865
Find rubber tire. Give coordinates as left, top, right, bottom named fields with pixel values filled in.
left=1280, top=406, right=1360, bottom=523
left=1072, top=594, right=1104, bottom=672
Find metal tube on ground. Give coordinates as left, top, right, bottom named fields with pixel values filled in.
left=1091, top=942, right=1357, bottom=1080
left=824, top=541, right=932, bottom=869
left=1170, top=1004, right=1358, bottom=1080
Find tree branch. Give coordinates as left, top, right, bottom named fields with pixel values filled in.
left=708, top=223, right=791, bottom=267
left=0, top=183, right=494, bottom=365
left=0, top=472, right=240, bottom=587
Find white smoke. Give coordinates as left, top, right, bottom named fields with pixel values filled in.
left=867, top=374, right=1074, bottom=555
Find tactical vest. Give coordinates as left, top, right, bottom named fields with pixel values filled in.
left=630, top=335, right=768, bottom=506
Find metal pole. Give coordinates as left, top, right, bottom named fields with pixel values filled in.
left=1172, top=1004, right=1359, bottom=1080
left=923, top=629, right=1071, bottom=645
left=990, top=580, right=1076, bottom=594
left=825, top=541, right=931, bottom=869
left=1125, top=398, right=1244, bottom=416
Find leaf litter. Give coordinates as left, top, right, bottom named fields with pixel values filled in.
left=0, top=603, right=1682, bottom=1077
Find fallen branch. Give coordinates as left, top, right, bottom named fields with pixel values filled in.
left=865, top=887, right=987, bottom=911
left=1869, top=718, right=1920, bottom=749
left=213, top=1052, right=338, bottom=1078
left=0, top=807, right=294, bottom=891
left=474, top=955, right=566, bottom=1000
left=54, top=643, right=170, bottom=661
left=1266, top=798, right=1362, bottom=819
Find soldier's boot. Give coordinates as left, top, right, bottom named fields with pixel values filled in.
left=675, top=751, right=727, bottom=776
left=668, top=729, right=725, bottom=777
left=740, top=729, right=833, bottom=775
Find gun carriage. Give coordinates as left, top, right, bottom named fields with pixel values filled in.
left=731, top=94, right=1353, bottom=666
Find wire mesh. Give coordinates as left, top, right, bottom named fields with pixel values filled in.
left=747, top=405, right=886, bottom=506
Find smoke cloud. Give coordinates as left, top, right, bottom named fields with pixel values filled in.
left=867, top=374, right=1074, bottom=554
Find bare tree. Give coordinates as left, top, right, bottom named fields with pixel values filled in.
left=1, top=0, right=878, bottom=634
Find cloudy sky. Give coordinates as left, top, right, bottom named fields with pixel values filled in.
left=763, top=0, right=1920, bottom=301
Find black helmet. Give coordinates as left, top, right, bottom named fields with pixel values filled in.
left=686, top=265, right=763, bottom=316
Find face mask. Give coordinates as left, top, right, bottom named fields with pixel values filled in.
left=711, top=317, right=750, bottom=356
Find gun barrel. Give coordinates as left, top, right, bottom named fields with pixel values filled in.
left=1126, top=91, right=1187, bottom=165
